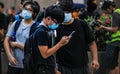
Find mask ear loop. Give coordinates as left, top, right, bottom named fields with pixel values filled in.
left=34, top=11, right=42, bottom=22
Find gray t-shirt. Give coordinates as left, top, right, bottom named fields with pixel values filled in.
left=112, top=12, right=120, bottom=27
left=6, top=20, right=32, bottom=68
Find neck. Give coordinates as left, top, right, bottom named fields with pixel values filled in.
left=43, top=18, right=48, bottom=25
left=23, top=19, right=33, bottom=24
left=62, top=18, right=74, bottom=25
left=41, top=19, right=49, bottom=28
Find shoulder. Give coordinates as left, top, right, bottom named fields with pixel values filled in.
left=112, top=11, right=120, bottom=21
left=0, top=12, right=5, bottom=17
left=35, top=26, right=48, bottom=35
left=113, top=12, right=120, bottom=16
left=76, top=19, right=88, bottom=26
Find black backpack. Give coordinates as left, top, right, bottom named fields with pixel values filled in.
left=23, top=26, right=44, bottom=74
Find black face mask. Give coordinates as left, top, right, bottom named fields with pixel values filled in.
left=87, top=3, right=97, bottom=12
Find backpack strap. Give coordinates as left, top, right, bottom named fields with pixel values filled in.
left=15, top=14, right=22, bottom=21
left=13, top=20, right=22, bottom=33
left=29, top=22, right=39, bottom=36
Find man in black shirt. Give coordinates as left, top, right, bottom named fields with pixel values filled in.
left=0, top=1, right=5, bottom=31
left=33, top=5, right=71, bottom=74
left=55, top=0, right=99, bottom=74
left=0, top=2, right=5, bottom=74
left=97, top=1, right=120, bottom=74
left=80, top=0, right=98, bottom=20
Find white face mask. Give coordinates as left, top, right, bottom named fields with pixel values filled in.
left=64, top=13, right=72, bottom=23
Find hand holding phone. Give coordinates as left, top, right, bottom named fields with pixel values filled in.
left=69, top=31, right=75, bottom=36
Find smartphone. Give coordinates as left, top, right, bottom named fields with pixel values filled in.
left=69, top=31, right=75, bottom=36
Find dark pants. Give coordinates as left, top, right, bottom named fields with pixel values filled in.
left=35, top=65, right=55, bottom=74
left=7, top=66, right=24, bottom=74
left=105, top=44, right=120, bottom=69
left=58, top=65, right=90, bottom=74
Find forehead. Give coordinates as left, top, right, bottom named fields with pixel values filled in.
left=24, top=4, right=32, bottom=9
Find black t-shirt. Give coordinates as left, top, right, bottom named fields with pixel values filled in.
left=4, top=14, right=15, bottom=30
left=80, top=10, right=99, bottom=20
left=56, top=19, right=95, bottom=68
left=80, top=11, right=93, bottom=20
left=33, top=26, right=55, bottom=67
left=0, top=12, right=5, bottom=30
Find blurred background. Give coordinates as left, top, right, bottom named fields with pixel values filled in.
left=0, top=0, right=120, bottom=13
left=0, top=0, right=120, bottom=74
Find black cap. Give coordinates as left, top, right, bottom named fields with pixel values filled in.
left=44, top=5, right=65, bottom=23
left=59, top=0, right=73, bottom=12
left=72, top=6, right=81, bottom=12
left=102, top=1, right=116, bottom=10
left=87, top=0, right=97, bottom=12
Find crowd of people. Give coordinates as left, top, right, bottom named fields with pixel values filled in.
left=0, top=0, right=120, bottom=74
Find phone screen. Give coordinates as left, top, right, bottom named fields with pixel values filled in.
left=69, top=31, right=75, bottom=36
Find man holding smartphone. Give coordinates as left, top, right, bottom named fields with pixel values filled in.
left=55, top=0, right=99, bottom=74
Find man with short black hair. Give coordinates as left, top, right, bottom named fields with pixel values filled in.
left=32, top=5, right=71, bottom=74
left=98, top=1, right=120, bottom=74
left=55, top=0, right=99, bottom=74
left=0, top=2, right=5, bottom=73
left=0, top=1, right=5, bottom=30
left=4, top=1, right=40, bottom=74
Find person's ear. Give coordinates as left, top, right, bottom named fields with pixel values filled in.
left=47, top=16, right=51, bottom=20
left=33, top=13, right=36, bottom=17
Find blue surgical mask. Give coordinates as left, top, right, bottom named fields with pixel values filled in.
left=64, top=13, right=72, bottom=23
left=22, top=9, right=32, bottom=20
left=49, top=23, right=59, bottom=30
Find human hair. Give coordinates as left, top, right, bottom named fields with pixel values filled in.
left=0, top=1, right=4, bottom=8
left=87, top=0, right=97, bottom=12
left=44, top=5, right=64, bottom=23
left=20, top=0, right=31, bottom=5
left=102, top=1, right=116, bottom=10
left=59, top=0, right=73, bottom=12
left=23, top=1, right=40, bottom=19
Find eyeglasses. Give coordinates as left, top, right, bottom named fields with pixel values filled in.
left=24, top=7, right=33, bottom=12
left=51, top=18, right=59, bottom=24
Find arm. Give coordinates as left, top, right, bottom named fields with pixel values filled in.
left=38, top=36, right=71, bottom=59
left=100, top=12, right=120, bottom=33
left=10, top=42, right=24, bottom=50
left=101, top=25, right=118, bottom=33
left=4, top=37, right=12, bottom=57
left=0, top=28, right=4, bottom=39
left=4, top=21, right=18, bottom=65
left=16, top=42, right=24, bottom=50
left=4, top=37, right=17, bottom=65
left=89, top=41, right=99, bottom=70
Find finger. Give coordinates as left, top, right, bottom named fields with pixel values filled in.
left=12, top=58, right=17, bottom=65
left=91, top=63, right=96, bottom=69
left=93, top=63, right=99, bottom=70
left=90, top=62, right=93, bottom=68
left=91, top=67, right=94, bottom=74
left=95, top=64, right=99, bottom=69
left=10, top=60, right=16, bottom=65
left=68, top=35, right=72, bottom=38
left=14, top=59, right=18, bottom=65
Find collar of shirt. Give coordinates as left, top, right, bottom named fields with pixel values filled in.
left=39, top=21, right=50, bottom=31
